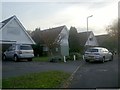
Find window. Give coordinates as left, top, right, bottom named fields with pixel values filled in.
left=87, top=49, right=98, bottom=52
left=20, top=45, right=32, bottom=50
left=89, top=37, right=93, bottom=41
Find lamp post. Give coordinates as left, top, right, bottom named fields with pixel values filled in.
left=87, top=15, right=93, bottom=47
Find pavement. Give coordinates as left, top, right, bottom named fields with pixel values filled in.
left=2, top=60, right=83, bottom=79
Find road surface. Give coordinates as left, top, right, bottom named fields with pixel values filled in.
left=68, top=55, right=119, bottom=89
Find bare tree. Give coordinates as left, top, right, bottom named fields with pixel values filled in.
left=106, top=19, right=118, bottom=37
left=41, top=31, right=65, bottom=56
left=31, top=28, right=42, bottom=44
left=105, top=19, right=118, bottom=51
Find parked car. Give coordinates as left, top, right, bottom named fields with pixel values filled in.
left=2, top=44, right=34, bottom=62
left=84, top=47, right=113, bottom=63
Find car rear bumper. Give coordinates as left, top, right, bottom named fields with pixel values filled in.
left=18, top=54, right=34, bottom=59
left=84, top=56, right=103, bottom=62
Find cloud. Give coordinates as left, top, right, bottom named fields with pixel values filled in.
left=38, top=2, right=117, bottom=35
left=1, top=0, right=119, bottom=2
left=3, top=1, right=117, bottom=35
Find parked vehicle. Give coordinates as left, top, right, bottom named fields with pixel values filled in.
left=2, top=44, right=34, bottom=62
left=84, top=47, right=113, bottom=63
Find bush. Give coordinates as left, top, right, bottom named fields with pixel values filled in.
left=49, top=55, right=62, bottom=63
left=66, top=53, right=83, bottom=61
left=32, top=44, right=43, bottom=57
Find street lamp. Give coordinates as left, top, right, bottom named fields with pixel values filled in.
left=87, top=15, right=93, bottom=47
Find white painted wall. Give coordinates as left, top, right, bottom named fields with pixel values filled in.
left=60, top=26, right=69, bottom=46
left=59, top=26, right=69, bottom=56
left=85, top=32, right=98, bottom=46
left=1, top=18, right=35, bottom=44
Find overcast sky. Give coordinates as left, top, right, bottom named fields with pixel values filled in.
left=1, top=0, right=119, bottom=35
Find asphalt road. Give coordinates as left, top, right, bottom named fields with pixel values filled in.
left=68, top=55, right=119, bottom=89
left=2, top=60, right=82, bottom=78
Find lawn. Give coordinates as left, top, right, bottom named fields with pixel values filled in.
left=2, top=71, right=70, bottom=88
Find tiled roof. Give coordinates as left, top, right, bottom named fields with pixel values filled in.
left=95, top=34, right=110, bottom=46
left=78, top=31, right=92, bottom=46
left=41, top=25, right=65, bottom=44
left=1, top=15, right=15, bottom=29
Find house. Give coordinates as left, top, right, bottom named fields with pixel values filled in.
left=78, top=31, right=99, bottom=48
left=0, top=15, right=35, bottom=51
left=95, top=34, right=117, bottom=51
left=40, top=25, right=69, bottom=56
left=0, top=15, right=35, bottom=44
left=95, top=34, right=110, bottom=47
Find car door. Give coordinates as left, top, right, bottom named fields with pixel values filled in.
left=6, top=46, right=15, bottom=59
left=5, top=47, right=12, bottom=58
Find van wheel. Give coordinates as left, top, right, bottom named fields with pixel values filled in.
left=3, top=55, right=6, bottom=61
left=14, top=55, right=18, bottom=62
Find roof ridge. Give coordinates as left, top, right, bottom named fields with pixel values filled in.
left=1, top=15, right=16, bottom=29
left=1, top=15, right=16, bottom=23
left=42, top=25, right=65, bottom=31
left=95, top=34, right=109, bottom=36
left=78, top=31, right=92, bottom=34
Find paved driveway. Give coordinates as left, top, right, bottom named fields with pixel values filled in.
left=68, top=55, right=119, bottom=88
left=2, top=60, right=83, bottom=78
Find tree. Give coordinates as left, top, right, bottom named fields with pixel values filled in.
left=69, top=26, right=81, bottom=53
left=105, top=19, right=118, bottom=51
left=31, top=28, right=43, bottom=44
left=31, top=28, right=43, bottom=56
left=106, top=19, right=118, bottom=37
left=41, top=30, right=65, bottom=56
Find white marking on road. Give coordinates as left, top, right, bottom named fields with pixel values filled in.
left=62, top=61, right=84, bottom=88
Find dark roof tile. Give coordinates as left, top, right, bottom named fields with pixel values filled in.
left=78, top=31, right=92, bottom=46
left=1, top=15, right=15, bottom=29
left=95, top=34, right=110, bottom=46
left=41, top=25, right=65, bottom=44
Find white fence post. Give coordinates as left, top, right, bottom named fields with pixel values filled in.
left=73, top=55, right=76, bottom=61
left=83, top=55, right=84, bottom=60
left=64, top=56, right=66, bottom=62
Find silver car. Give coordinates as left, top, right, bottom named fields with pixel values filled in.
left=3, top=44, right=34, bottom=62
left=84, top=47, right=113, bottom=63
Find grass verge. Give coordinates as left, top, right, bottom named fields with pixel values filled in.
left=2, top=71, right=70, bottom=88
left=33, top=56, right=49, bottom=62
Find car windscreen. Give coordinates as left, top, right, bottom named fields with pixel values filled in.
left=87, top=49, right=98, bottom=52
left=20, top=46, right=32, bottom=50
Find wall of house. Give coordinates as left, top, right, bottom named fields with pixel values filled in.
left=1, top=18, right=34, bottom=44
left=85, top=32, right=98, bottom=46
left=59, top=26, right=69, bottom=56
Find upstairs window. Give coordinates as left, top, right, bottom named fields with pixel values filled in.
left=89, top=37, right=93, bottom=41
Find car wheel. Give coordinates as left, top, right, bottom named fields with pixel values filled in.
left=28, top=58, right=32, bottom=61
left=110, top=55, right=113, bottom=61
left=85, top=59, right=89, bottom=62
left=102, top=57, right=105, bottom=63
left=14, top=55, right=18, bottom=62
left=3, top=55, right=6, bottom=61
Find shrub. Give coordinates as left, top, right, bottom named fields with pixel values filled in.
left=32, top=44, right=43, bottom=57
left=49, top=55, right=62, bottom=62
left=66, top=52, right=83, bottom=61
